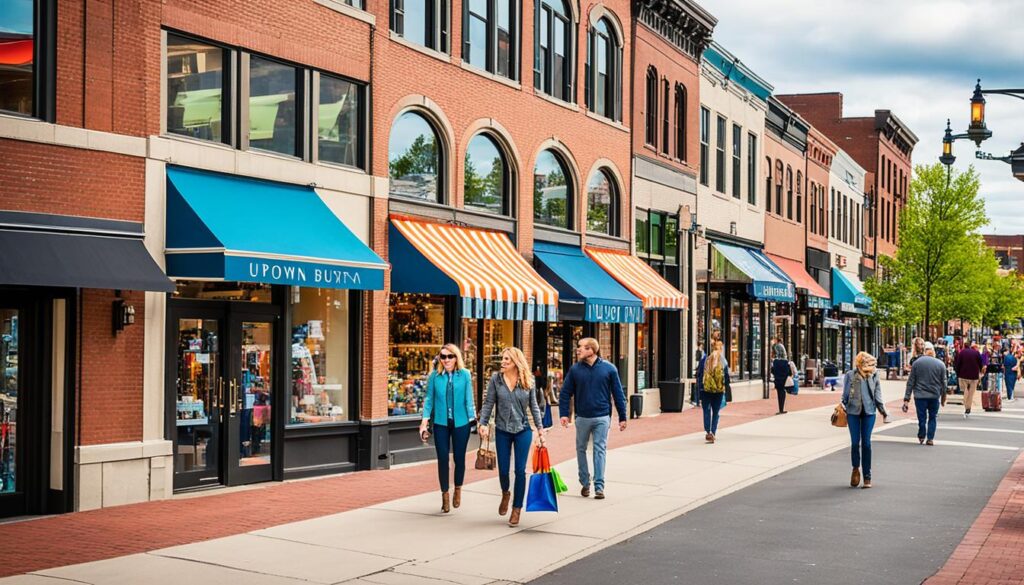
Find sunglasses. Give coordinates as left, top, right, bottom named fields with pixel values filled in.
left=439, top=354, right=456, bottom=360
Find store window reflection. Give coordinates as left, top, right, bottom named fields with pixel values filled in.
left=464, top=134, right=508, bottom=215
left=290, top=288, right=351, bottom=425
left=318, top=74, right=362, bottom=169
left=586, top=170, right=616, bottom=235
left=390, top=112, right=442, bottom=202
left=534, top=149, right=573, bottom=230
left=248, top=56, right=299, bottom=157
left=166, top=34, right=227, bottom=143
left=0, top=0, right=35, bottom=116
left=388, top=293, right=446, bottom=416
left=0, top=309, right=18, bottom=493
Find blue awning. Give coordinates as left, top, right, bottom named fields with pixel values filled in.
left=712, top=242, right=795, bottom=302
left=165, top=167, right=387, bottom=289
left=832, top=268, right=871, bottom=314
left=533, top=242, right=644, bottom=323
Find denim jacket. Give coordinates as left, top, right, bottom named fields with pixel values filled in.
left=841, top=370, right=886, bottom=416
left=479, top=373, right=544, bottom=434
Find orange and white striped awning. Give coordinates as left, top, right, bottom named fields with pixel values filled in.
left=390, top=217, right=559, bottom=321
left=585, top=247, right=688, bottom=310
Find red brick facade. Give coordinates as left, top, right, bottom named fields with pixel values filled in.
left=984, top=234, right=1024, bottom=272
left=763, top=134, right=806, bottom=263
left=805, top=128, right=837, bottom=255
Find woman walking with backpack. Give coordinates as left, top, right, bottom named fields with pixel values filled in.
left=697, top=341, right=730, bottom=443
left=841, top=352, right=888, bottom=489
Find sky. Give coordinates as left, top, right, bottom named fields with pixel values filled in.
left=707, top=0, right=1024, bottom=233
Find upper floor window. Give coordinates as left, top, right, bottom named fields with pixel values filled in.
left=0, top=0, right=53, bottom=119
left=463, top=0, right=517, bottom=79
left=661, top=79, right=670, bottom=155
left=586, top=169, right=617, bottom=235
left=318, top=74, right=363, bottom=169
left=247, top=56, right=300, bottom=158
left=795, top=170, right=802, bottom=223
left=464, top=133, right=510, bottom=215
left=645, top=67, right=658, bottom=147
left=534, top=149, right=573, bottom=229
left=746, top=134, right=757, bottom=206
left=392, top=0, right=449, bottom=53
left=774, top=160, right=783, bottom=213
left=166, top=34, right=229, bottom=144
left=731, top=124, right=741, bottom=199
left=784, top=166, right=793, bottom=220
left=810, top=184, right=817, bottom=233
left=764, top=157, right=772, bottom=213
left=698, top=106, right=710, bottom=186
left=585, top=17, right=621, bottom=121
left=389, top=111, right=442, bottom=202
left=714, top=115, right=726, bottom=193
left=674, top=84, right=686, bottom=161
left=535, top=0, right=573, bottom=102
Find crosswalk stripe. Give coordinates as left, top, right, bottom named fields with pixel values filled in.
left=938, top=426, right=1024, bottom=434
left=873, top=435, right=1020, bottom=451
left=968, top=413, right=1024, bottom=420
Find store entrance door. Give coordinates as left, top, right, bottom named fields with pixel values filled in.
left=170, top=302, right=278, bottom=491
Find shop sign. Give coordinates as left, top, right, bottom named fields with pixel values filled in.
left=750, top=281, right=795, bottom=303
left=806, top=296, right=831, bottom=309
left=854, top=292, right=871, bottom=306
left=226, top=257, right=385, bottom=290
left=586, top=303, right=645, bottom=323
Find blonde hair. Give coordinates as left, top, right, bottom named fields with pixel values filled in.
left=501, top=347, right=535, bottom=390
left=578, top=337, right=600, bottom=355
left=434, top=343, right=467, bottom=374
left=706, top=340, right=725, bottom=373
left=854, top=351, right=877, bottom=378
left=912, top=337, right=925, bottom=357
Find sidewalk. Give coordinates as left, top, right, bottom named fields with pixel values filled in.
left=0, top=383, right=911, bottom=584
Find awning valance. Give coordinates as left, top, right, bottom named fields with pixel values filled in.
left=765, top=253, right=830, bottom=306
left=165, top=167, right=387, bottom=290
left=390, top=217, right=559, bottom=321
left=832, top=268, right=871, bottom=314
left=585, top=247, right=687, bottom=310
left=712, top=242, right=795, bottom=302
left=534, top=242, right=643, bottom=323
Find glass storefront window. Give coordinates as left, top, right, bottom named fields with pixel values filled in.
left=545, top=322, right=565, bottom=397
left=318, top=74, right=362, bottom=169
left=248, top=56, right=298, bottom=157
left=650, top=213, right=664, bottom=257
left=0, top=309, right=19, bottom=493
left=290, top=288, right=351, bottom=425
left=751, top=303, right=762, bottom=377
left=635, top=211, right=650, bottom=256
left=175, top=318, right=218, bottom=477
left=239, top=321, right=273, bottom=467
left=0, top=1, right=35, bottom=116
left=730, top=299, right=741, bottom=378
left=166, top=34, right=227, bottom=143
left=388, top=293, right=446, bottom=416
left=665, top=216, right=678, bottom=262
left=463, top=318, right=514, bottom=403
left=637, top=317, right=650, bottom=389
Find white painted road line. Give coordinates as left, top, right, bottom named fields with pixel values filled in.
left=938, top=426, right=1024, bottom=434
left=873, top=435, right=1020, bottom=451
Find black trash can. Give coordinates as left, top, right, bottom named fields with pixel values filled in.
left=629, top=393, right=644, bottom=419
left=658, top=380, right=685, bottom=413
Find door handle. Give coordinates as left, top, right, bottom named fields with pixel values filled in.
left=230, top=380, right=239, bottom=415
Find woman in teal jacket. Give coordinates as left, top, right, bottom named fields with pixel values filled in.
left=419, top=343, right=476, bottom=513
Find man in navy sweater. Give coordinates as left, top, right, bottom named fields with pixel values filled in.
left=559, top=337, right=628, bottom=500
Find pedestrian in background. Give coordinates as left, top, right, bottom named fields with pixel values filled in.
left=690, top=342, right=706, bottom=406
left=698, top=340, right=730, bottom=443
left=955, top=341, right=984, bottom=418
left=559, top=337, right=627, bottom=500
left=909, top=337, right=926, bottom=366
left=842, top=351, right=888, bottom=489
left=479, top=347, right=545, bottom=527
left=903, top=342, right=947, bottom=445
left=986, top=342, right=1004, bottom=396
left=1006, top=349, right=1021, bottom=402
left=770, top=338, right=790, bottom=415
left=420, top=344, right=475, bottom=513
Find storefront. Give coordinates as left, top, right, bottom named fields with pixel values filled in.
left=387, top=217, right=558, bottom=463
left=0, top=211, right=175, bottom=516
left=831, top=267, right=873, bottom=369
left=698, top=240, right=794, bottom=399
left=532, top=242, right=641, bottom=397
left=164, top=167, right=387, bottom=489
left=765, top=254, right=831, bottom=372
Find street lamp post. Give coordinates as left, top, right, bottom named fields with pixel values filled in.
left=959, top=79, right=1024, bottom=183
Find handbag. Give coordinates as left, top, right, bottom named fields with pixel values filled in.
left=474, top=432, right=496, bottom=470
left=831, top=403, right=848, bottom=427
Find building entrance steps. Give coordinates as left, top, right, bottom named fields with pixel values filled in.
left=0, top=383, right=911, bottom=583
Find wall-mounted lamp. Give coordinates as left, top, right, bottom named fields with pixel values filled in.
left=112, top=295, right=136, bottom=335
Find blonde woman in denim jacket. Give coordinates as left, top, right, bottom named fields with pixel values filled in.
left=841, top=352, right=888, bottom=489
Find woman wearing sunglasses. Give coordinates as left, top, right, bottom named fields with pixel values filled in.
left=419, top=344, right=476, bottom=513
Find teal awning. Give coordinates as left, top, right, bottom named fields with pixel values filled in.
left=534, top=242, right=644, bottom=323
left=165, top=167, right=387, bottom=289
left=832, top=268, right=871, bottom=314
left=712, top=242, right=795, bottom=302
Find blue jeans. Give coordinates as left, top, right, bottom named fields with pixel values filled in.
left=1006, top=372, right=1017, bottom=400
left=575, top=416, right=611, bottom=491
left=700, top=391, right=723, bottom=435
left=432, top=422, right=471, bottom=492
left=495, top=427, right=532, bottom=508
left=847, top=413, right=876, bottom=480
left=914, top=397, right=940, bottom=442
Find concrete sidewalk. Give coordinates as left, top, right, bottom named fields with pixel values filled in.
left=1, top=383, right=910, bottom=585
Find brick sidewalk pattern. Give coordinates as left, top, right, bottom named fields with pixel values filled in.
left=924, top=449, right=1024, bottom=585
left=0, top=391, right=863, bottom=577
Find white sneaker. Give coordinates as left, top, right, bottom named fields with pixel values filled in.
left=963, top=412, right=969, bottom=419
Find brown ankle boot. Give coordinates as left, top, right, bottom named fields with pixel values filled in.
left=498, top=491, right=511, bottom=516
left=441, top=491, right=450, bottom=513
left=508, top=507, right=522, bottom=527
left=850, top=467, right=861, bottom=488
left=453, top=487, right=462, bottom=508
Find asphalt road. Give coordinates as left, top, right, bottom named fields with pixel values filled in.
left=531, top=404, right=1024, bottom=585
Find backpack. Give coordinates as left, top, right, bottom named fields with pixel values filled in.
left=703, top=362, right=725, bottom=393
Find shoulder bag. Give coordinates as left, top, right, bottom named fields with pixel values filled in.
left=474, top=430, right=496, bottom=470
left=830, top=403, right=848, bottom=427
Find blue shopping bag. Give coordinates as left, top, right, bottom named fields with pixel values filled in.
left=526, top=472, right=559, bottom=512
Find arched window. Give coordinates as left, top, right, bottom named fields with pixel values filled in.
left=391, top=0, right=449, bottom=53
left=464, top=133, right=510, bottom=215
left=586, top=169, right=617, bottom=235
left=389, top=111, right=443, bottom=202
left=674, top=84, right=687, bottom=160
left=644, top=67, right=657, bottom=146
left=795, top=170, right=803, bottom=223
left=585, top=17, right=622, bottom=121
left=535, top=0, right=573, bottom=102
left=463, top=0, right=517, bottom=79
left=764, top=157, right=773, bottom=213
left=534, top=150, right=573, bottom=229
left=774, top=160, right=783, bottom=214
left=785, top=166, right=793, bottom=220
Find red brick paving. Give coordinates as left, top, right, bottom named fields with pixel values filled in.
left=924, top=449, right=1024, bottom=585
left=0, top=391, right=851, bottom=577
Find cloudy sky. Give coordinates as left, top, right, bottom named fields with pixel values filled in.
left=708, top=0, right=1024, bottom=233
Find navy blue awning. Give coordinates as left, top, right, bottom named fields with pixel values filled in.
left=165, top=167, right=387, bottom=290
left=533, top=242, right=644, bottom=323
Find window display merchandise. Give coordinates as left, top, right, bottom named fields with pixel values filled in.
left=290, top=288, right=351, bottom=425
left=462, top=318, right=513, bottom=402
left=0, top=309, right=18, bottom=494
left=388, top=293, right=446, bottom=416
left=239, top=321, right=273, bottom=467
left=175, top=318, right=219, bottom=475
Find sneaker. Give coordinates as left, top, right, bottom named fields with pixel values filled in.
left=594, top=490, right=605, bottom=500
left=926, top=440, right=934, bottom=446
left=581, top=485, right=590, bottom=498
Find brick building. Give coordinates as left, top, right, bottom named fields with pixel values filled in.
left=984, top=235, right=1024, bottom=272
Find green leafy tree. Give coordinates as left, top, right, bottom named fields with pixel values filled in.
left=389, top=135, right=437, bottom=180
left=979, top=267, right=1024, bottom=329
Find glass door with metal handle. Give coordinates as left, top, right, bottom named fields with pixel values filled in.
left=172, top=315, right=224, bottom=490
left=225, top=316, right=275, bottom=486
